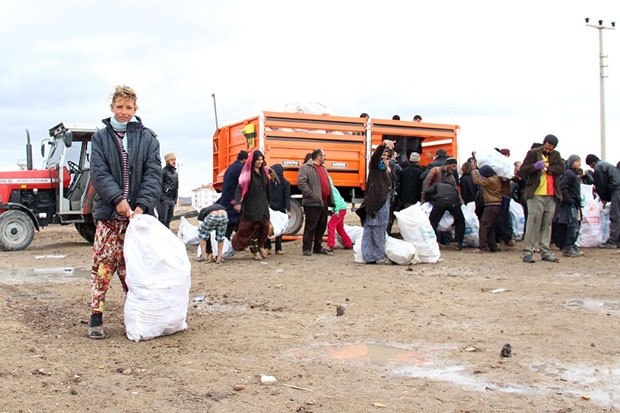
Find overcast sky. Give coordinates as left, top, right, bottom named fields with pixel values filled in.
left=1, top=0, right=618, bottom=196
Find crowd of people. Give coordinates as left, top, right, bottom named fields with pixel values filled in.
left=87, top=85, right=620, bottom=339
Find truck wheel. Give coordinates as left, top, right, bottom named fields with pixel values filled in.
left=0, top=210, right=35, bottom=251
left=75, top=223, right=96, bottom=244
left=284, top=199, right=304, bottom=235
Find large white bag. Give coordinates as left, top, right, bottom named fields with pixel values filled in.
left=509, top=199, right=525, bottom=240
left=476, top=150, right=514, bottom=179
left=462, top=202, right=480, bottom=248
left=353, top=236, right=365, bottom=263
left=420, top=202, right=454, bottom=232
left=394, top=204, right=441, bottom=263
left=342, top=224, right=364, bottom=245
left=576, top=184, right=604, bottom=247
left=124, top=214, right=191, bottom=341
left=177, top=216, right=200, bottom=245
left=269, top=209, right=290, bottom=239
left=200, top=232, right=235, bottom=259
left=385, top=236, right=420, bottom=265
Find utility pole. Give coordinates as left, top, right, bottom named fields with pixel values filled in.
left=211, top=93, right=219, bottom=130
left=585, top=18, right=615, bottom=160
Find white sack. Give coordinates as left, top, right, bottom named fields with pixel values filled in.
left=394, top=204, right=441, bottom=263
left=509, top=199, right=525, bottom=240
left=339, top=224, right=364, bottom=246
left=476, top=150, right=514, bottom=179
left=462, top=202, right=480, bottom=248
left=269, top=209, right=290, bottom=239
left=353, top=236, right=365, bottom=263
left=420, top=202, right=454, bottom=232
left=200, top=233, right=235, bottom=259
left=177, top=216, right=200, bottom=246
left=385, top=236, right=420, bottom=265
left=124, top=214, right=191, bottom=341
left=576, top=184, right=604, bottom=248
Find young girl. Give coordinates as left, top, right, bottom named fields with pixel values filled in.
left=231, top=150, right=271, bottom=260
left=325, top=177, right=352, bottom=252
left=88, top=85, right=161, bottom=339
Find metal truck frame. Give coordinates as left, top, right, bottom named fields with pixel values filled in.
left=212, top=111, right=459, bottom=234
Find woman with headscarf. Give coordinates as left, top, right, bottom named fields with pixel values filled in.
left=356, top=140, right=395, bottom=264
left=232, top=150, right=271, bottom=260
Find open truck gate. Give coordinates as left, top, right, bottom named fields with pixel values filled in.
left=212, top=111, right=459, bottom=234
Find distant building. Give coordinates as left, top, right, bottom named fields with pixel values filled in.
left=192, top=184, right=219, bottom=209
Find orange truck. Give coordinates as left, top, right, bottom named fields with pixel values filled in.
left=212, top=111, right=459, bottom=234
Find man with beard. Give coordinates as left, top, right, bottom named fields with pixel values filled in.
left=520, top=134, right=565, bottom=263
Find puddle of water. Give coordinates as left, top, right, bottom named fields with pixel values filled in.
left=290, top=343, right=620, bottom=408
left=0, top=267, right=91, bottom=284
left=292, top=343, right=434, bottom=367
left=565, top=298, right=620, bottom=314
left=559, top=365, right=620, bottom=406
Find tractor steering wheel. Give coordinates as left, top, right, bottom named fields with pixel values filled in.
left=67, top=161, right=82, bottom=174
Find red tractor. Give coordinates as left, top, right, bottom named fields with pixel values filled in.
left=0, top=122, right=99, bottom=251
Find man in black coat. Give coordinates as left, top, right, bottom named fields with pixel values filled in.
left=157, top=152, right=179, bottom=228
left=586, top=154, right=620, bottom=248
left=215, top=150, right=248, bottom=239
left=398, top=152, right=424, bottom=209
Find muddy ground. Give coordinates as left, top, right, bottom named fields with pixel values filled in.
left=0, top=211, right=619, bottom=413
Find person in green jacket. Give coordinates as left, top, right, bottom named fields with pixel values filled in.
left=325, top=177, right=352, bottom=253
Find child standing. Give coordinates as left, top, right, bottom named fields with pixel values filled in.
left=560, top=155, right=584, bottom=257
left=88, top=85, right=161, bottom=339
left=471, top=165, right=503, bottom=252
left=264, top=164, right=290, bottom=254
left=326, top=177, right=352, bottom=252
left=196, top=203, right=229, bottom=263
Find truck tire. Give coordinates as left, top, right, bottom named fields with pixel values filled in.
left=284, top=198, right=304, bottom=235
left=0, top=210, right=35, bottom=251
left=75, top=222, right=96, bottom=244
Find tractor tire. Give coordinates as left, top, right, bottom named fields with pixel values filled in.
left=0, top=210, right=35, bottom=251
left=75, top=222, right=96, bottom=244
left=284, top=198, right=304, bottom=235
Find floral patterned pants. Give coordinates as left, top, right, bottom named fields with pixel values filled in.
left=90, top=219, right=129, bottom=314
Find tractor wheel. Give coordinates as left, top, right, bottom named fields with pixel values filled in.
left=0, top=210, right=35, bottom=251
left=284, top=198, right=304, bottom=235
left=75, top=222, right=96, bottom=244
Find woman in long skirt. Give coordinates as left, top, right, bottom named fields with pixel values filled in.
left=359, top=140, right=395, bottom=264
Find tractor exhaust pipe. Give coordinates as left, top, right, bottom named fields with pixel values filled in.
left=26, top=129, right=33, bottom=170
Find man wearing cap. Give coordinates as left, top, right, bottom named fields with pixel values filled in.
left=157, top=152, right=179, bottom=228
left=585, top=154, right=620, bottom=248
left=520, top=134, right=565, bottom=263
left=420, top=149, right=459, bottom=184
left=422, top=157, right=465, bottom=250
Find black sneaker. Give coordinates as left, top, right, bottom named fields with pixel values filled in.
left=523, top=254, right=535, bottom=263
left=88, top=325, right=105, bottom=339
left=599, top=240, right=618, bottom=249
left=302, top=250, right=312, bottom=256
left=541, top=253, right=559, bottom=262
left=314, top=248, right=333, bottom=255
left=88, top=313, right=105, bottom=339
